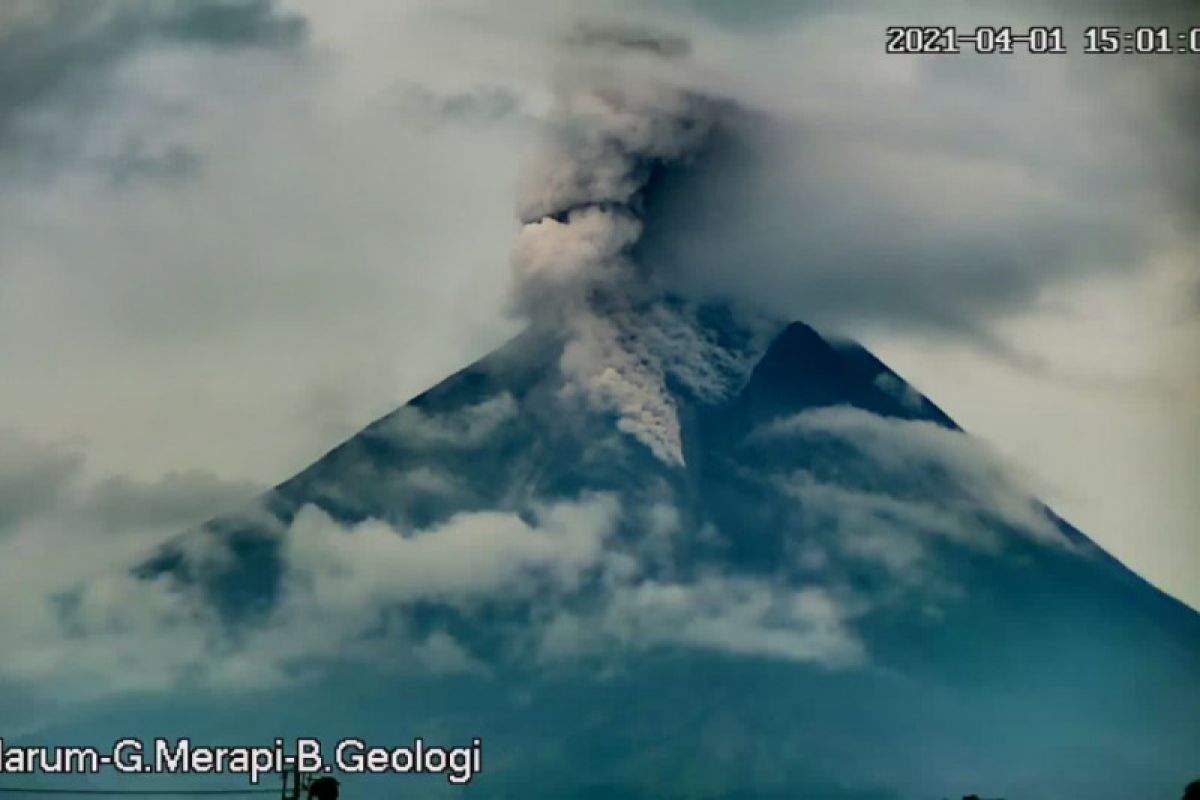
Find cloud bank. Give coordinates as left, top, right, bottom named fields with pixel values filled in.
left=0, top=389, right=1071, bottom=704
left=0, top=488, right=863, bottom=700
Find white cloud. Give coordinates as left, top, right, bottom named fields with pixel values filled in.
left=873, top=372, right=924, bottom=413
left=0, top=432, right=260, bottom=696
left=378, top=393, right=519, bottom=450
left=778, top=471, right=996, bottom=579
left=0, top=480, right=871, bottom=700
left=0, top=493, right=622, bottom=697
left=393, top=466, right=464, bottom=497
left=280, top=496, right=618, bottom=609
left=254, top=494, right=866, bottom=679
left=539, top=577, right=864, bottom=667
left=0, top=429, right=81, bottom=528
left=0, top=6, right=530, bottom=486
left=759, top=407, right=1069, bottom=547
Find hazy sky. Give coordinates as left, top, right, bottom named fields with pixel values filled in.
left=0, top=0, right=1196, bottom=610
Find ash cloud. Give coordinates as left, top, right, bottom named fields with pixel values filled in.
left=503, top=2, right=1200, bottom=361
left=509, top=36, right=743, bottom=465
left=509, top=21, right=722, bottom=317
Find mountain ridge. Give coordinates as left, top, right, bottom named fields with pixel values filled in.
left=119, top=310, right=1200, bottom=799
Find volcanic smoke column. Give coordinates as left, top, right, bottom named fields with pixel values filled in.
left=510, top=75, right=728, bottom=465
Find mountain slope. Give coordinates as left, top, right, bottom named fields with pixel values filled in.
left=116, top=311, right=1200, bottom=799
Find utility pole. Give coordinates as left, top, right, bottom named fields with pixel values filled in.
left=281, top=766, right=306, bottom=800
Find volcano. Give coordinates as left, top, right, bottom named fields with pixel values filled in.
left=106, top=303, right=1198, bottom=800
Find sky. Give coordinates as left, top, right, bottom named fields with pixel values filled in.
left=0, top=0, right=1196, bottom=630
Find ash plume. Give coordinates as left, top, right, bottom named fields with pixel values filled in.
left=509, top=36, right=736, bottom=466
